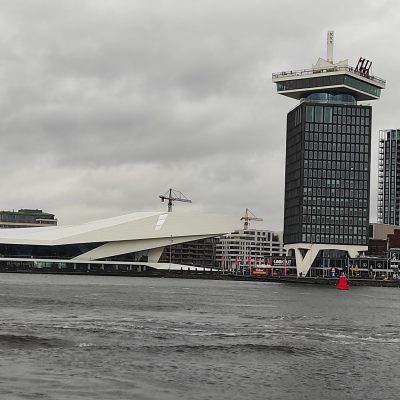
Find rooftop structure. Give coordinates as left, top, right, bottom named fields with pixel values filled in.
left=272, top=64, right=385, bottom=102
left=273, top=32, right=385, bottom=102
left=0, top=209, right=57, bottom=228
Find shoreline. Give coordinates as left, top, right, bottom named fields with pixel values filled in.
left=0, top=270, right=399, bottom=287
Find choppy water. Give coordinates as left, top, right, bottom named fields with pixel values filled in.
left=0, top=273, right=399, bottom=400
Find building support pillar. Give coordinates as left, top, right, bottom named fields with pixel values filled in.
left=286, top=243, right=368, bottom=277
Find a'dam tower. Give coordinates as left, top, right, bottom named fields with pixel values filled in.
left=272, top=31, right=385, bottom=277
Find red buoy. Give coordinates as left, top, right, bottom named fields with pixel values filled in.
left=336, top=275, right=350, bottom=290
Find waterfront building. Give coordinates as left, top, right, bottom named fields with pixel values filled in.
left=369, top=222, right=397, bottom=241
left=367, top=223, right=400, bottom=256
left=158, top=237, right=217, bottom=269
left=158, top=228, right=285, bottom=270
left=366, top=223, right=395, bottom=256
left=272, top=31, right=385, bottom=276
left=377, top=129, right=400, bottom=225
left=0, top=209, right=57, bottom=228
left=215, top=229, right=285, bottom=270
left=0, top=211, right=238, bottom=272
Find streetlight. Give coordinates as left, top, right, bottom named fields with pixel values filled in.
left=169, top=235, right=173, bottom=272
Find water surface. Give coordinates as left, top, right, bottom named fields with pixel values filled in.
left=0, top=273, right=399, bottom=399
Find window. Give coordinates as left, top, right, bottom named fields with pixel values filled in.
left=306, top=106, right=314, bottom=122
left=315, top=106, right=323, bottom=123
left=324, top=107, right=332, bottom=123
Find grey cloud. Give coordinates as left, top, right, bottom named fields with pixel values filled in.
left=0, top=0, right=396, bottom=227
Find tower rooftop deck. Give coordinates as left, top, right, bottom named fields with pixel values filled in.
left=272, top=64, right=385, bottom=101
left=272, top=64, right=385, bottom=87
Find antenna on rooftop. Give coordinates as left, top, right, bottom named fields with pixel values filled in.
left=327, top=30, right=334, bottom=63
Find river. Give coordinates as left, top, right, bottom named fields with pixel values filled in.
left=0, top=273, right=399, bottom=399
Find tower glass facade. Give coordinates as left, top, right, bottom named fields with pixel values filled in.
left=377, top=129, right=400, bottom=225
left=284, top=100, right=371, bottom=245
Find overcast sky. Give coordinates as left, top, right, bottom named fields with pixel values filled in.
left=0, top=0, right=398, bottom=228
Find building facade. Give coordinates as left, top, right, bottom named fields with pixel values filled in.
left=377, top=129, right=400, bottom=225
left=157, top=229, right=285, bottom=270
left=272, top=31, right=385, bottom=276
left=158, top=237, right=216, bottom=269
left=0, top=209, right=57, bottom=228
left=215, top=229, right=285, bottom=270
left=285, top=102, right=371, bottom=246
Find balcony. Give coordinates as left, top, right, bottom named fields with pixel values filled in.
left=272, top=64, right=386, bottom=87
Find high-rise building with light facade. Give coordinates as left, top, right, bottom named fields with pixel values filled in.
left=272, top=31, right=385, bottom=276
left=158, top=229, right=285, bottom=270
left=377, top=129, right=400, bottom=225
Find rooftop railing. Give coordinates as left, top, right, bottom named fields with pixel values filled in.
left=272, top=64, right=386, bottom=87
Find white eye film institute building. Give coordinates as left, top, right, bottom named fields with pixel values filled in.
left=0, top=211, right=239, bottom=273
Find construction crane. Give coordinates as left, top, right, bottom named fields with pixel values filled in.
left=159, top=188, right=192, bottom=212
left=240, top=208, right=263, bottom=230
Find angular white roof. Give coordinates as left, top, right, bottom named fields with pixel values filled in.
left=0, top=210, right=239, bottom=246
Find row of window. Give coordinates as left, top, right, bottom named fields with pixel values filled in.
left=304, top=160, right=368, bottom=171
left=324, top=116, right=369, bottom=125
left=302, top=225, right=367, bottom=234
left=303, top=216, right=367, bottom=226
left=302, top=213, right=367, bottom=224
left=331, top=105, right=370, bottom=117
left=303, top=196, right=367, bottom=208
left=305, top=105, right=371, bottom=124
left=303, top=183, right=368, bottom=198
left=304, top=151, right=369, bottom=163
left=303, top=187, right=369, bottom=204
left=301, top=234, right=367, bottom=245
left=303, top=208, right=367, bottom=219
left=303, top=179, right=368, bottom=190
left=278, top=74, right=380, bottom=98
left=384, top=143, right=400, bottom=149
left=305, top=141, right=368, bottom=152
left=381, top=130, right=400, bottom=140
left=382, top=211, right=400, bottom=216
left=302, top=207, right=367, bottom=219
left=304, top=169, right=368, bottom=181
left=305, top=124, right=370, bottom=135
left=303, top=186, right=368, bottom=199
left=303, top=93, right=356, bottom=104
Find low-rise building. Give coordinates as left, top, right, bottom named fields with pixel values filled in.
left=215, top=229, right=285, bottom=269
left=0, top=209, right=57, bottom=228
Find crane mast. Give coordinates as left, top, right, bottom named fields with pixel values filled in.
left=240, top=208, right=263, bottom=230
left=159, top=188, right=192, bottom=212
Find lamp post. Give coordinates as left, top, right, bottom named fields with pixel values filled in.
left=169, top=235, right=173, bottom=272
